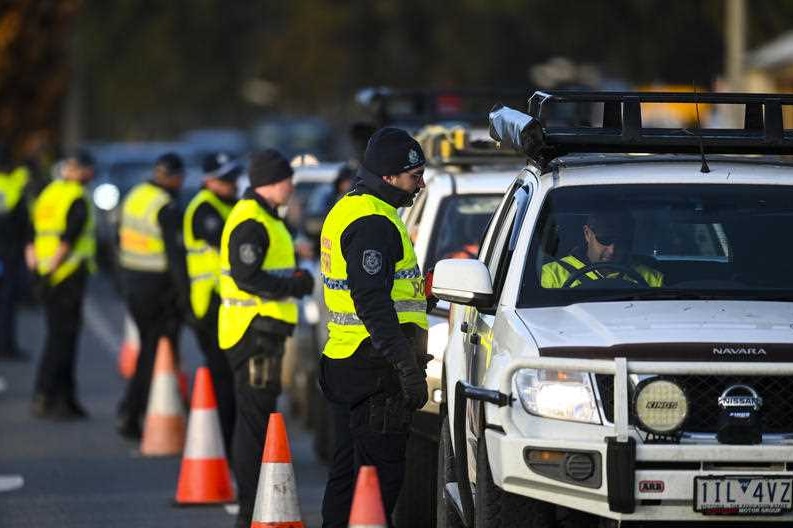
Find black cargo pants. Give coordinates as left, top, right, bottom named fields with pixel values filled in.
left=319, top=343, right=413, bottom=528
left=227, top=328, right=285, bottom=528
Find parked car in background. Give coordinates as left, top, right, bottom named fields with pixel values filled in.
left=250, top=115, right=337, bottom=161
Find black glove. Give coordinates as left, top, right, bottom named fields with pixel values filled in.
left=290, top=268, right=315, bottom=297
left=394, top=355, right=428, bottom=410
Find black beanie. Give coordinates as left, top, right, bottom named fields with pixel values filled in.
left=248, top=149, right=293, bottom=188
left=362, top=127, right=425, bottom=177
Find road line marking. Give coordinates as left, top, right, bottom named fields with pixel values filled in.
left=0, top=376, right=7, bottom=394
left=224, top=503, right=239, bottom=515
left=0, top=475, right=24, bottom=493
left=84, top=297, right=122, bottom=361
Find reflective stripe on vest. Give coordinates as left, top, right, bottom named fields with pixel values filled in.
left=320, top=193, right=428, bottom=360
left=217, top=198, right=298, bottom=350
left=32, top=179, right=96, bottom=286
left=183, top=189, right=234, bottom=319
left=0, top=166, right=29, bottom=214
left=119, top=182, right=171, bottom=272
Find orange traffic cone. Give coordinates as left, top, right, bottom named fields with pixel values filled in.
left=140, top=337, right=186, bottom=456
left=175, top=367, right=235, bottom=504
left=117, top=313, right=139, bottom=379
left=250, top=412, right=303, bottom=528
left=348, top=466, right=387, bottom=528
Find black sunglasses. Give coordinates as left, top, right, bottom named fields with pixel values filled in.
left=592, top=231, right=631, bottom=247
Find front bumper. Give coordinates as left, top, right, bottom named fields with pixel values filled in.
left=481, top=357, right=793, bottom=522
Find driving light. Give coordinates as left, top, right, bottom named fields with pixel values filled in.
left=515, top=369, right=600, bottom=424
left=93, top=183, right=120, bottom=211
left=633, top=378, right=688, bottom=435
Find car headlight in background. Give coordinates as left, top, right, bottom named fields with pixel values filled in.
left=515, top=369, right=600, bottom=424
left=93, top=183, right=120, bottom=211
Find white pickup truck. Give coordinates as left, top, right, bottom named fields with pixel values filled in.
left=433, top=91, right=793, bottom=527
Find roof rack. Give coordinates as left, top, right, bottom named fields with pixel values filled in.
left=490, top=91, right=793, bottom=165
left=415, top=124, right=524, bottom=167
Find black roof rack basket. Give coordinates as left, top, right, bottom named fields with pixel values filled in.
left=490, top=91, right=793, bottom=165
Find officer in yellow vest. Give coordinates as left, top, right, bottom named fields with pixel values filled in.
left=183, top=153, right=240, bottom=453
left=26, top=151, right=96, bottom=419
left=218, top=149, right=314, bottom=528
left=541, top=211, right=664, bottom=288
left=116, top=153, right=187, bottom=439
left=0, top=146, right=31, bottom=361
left=319, top=128, right=431, bottom=527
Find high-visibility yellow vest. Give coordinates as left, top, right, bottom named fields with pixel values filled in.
left=320, top=193, right=428, bottom=359
left=218, top=198, right=298, bottom=350
left=32, top=179, right=96, bottom=286
left=119, top=182, right=171, bottom=272
left=0, top=166, right=29, bottom=214
left=541, top=254, right=664, bottom=288
left=184, top=189, right=234, bottom=320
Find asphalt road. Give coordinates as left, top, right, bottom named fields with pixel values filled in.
left=0, top=272, right=326, bottom=528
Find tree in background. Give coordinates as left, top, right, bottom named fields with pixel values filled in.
left=0, top=0, right=80, bottom=178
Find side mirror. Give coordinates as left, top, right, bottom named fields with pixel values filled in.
left=431, top=258, right=493, bottom=307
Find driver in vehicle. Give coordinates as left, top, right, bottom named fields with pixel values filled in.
left=541, top=211, right=664, bottom=288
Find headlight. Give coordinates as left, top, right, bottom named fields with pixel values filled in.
left=93, top=183, right=120, bottom=211
left=514, top=369, right=600, bottom=424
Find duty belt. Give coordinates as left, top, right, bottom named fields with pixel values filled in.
left=327, top=300, right=427, bottom=325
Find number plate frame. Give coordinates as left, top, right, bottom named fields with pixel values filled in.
left=694, top=475, right=793, bottom=516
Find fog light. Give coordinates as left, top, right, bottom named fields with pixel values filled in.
left=564, top=453, right=595, bottom=481
left=432, top=388, right=443, bottom=404
left=634, top=378, right=688, bottom=435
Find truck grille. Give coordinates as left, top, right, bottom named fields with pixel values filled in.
left=595, top=375, right=793, bottom=434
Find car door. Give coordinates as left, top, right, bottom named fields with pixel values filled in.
left=458, top=176, right=532, bottom=479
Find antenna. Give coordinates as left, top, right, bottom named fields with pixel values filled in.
left=693, top=85, right=710, bottom=173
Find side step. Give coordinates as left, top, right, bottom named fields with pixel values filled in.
left=444, top=482, right=475, bottom=527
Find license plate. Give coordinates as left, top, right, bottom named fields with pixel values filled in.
left=694, top=476, right=793, bottom=515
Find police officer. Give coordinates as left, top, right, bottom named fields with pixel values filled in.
left=0, top=146, right=31, bottom=361
left=541, top=210, right=664, bottom=288
left=218, top=149, right=314, bottom=528
left=319, top=128, right=431, bottom=527
left=183, top=153, right=240, bottom=453
left=116, top=152, right=187, bottom=439
left=27, top=150, right=96, bottom=419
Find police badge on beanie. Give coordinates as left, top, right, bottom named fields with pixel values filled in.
left=248, top=149, right=293, bottom=187
left=362, top=127, right=425, bottom=177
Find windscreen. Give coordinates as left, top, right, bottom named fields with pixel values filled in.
left=519, top=184, right=793, bottom=307
left=426, top=194, right=502, bottom=271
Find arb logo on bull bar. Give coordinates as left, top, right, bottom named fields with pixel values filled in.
left=639, top=480, right=665, bottom=493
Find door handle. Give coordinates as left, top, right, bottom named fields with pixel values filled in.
left=460, top=321, right=469, bottom=333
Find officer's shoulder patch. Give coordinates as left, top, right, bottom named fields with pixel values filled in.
left=239, top=243, right=257, bottom=265
left=362, top=249, right=383, bottom=275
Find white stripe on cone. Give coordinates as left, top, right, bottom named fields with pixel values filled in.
left=147, top=374, right=184, bottom=415
left=251, top=462, right=301, bottom=523
left=0, top=475, right=24, bottom=493
left=184, top=408, right=226, bottom=459
left=124, top=313, right=140, bottom=347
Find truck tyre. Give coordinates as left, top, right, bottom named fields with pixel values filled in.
left=436, top=416, right=465, bottom=528
left=475, top=432, right=555, bottom=528
left=394, top=431, right=438, bottom=527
